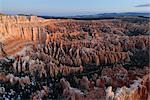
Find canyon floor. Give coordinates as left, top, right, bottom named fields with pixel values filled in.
left=0, top=15, right=150, bottom=100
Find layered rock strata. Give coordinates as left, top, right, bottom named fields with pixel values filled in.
left=0, top=15, right=149, bottom=99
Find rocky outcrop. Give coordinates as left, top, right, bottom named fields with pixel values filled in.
left=12, top=53, right=83, bottom=77
left=0, top=15, right=49, bottom=56
left=0, top=15, right=42, bottom=23
left=0, top=73, right=30, bottom=87
left=0, top=15, right=149, bottom=99
left=1, top=15, right=149, bottom=58
left=59, top=65, right=149, bottom=100
left=60, top=78, right=84, bottom=100
left=0, top=20, right=45, bottom=41
left=113, top=74, right=149, bottom=100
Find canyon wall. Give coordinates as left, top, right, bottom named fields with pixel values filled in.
left=0, top=15, right=41, bottom=23
left=0, top=15, right=45, bottom=41
left=0, top=15, right=49, bottom=56
left=0, top=15, right=149, bottom=56
left=0, top=15, right=149, bottom=99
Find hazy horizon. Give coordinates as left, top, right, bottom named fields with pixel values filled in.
left=0, top=0, right=150, bottom=16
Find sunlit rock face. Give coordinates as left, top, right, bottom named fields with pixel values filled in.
left=0, top=15, right=149, bottom=99
left=59, top=66, right=149, bottom=100
left=0, top=16, right=50, bottom=56
left=0, top=15, right=43, bottom=23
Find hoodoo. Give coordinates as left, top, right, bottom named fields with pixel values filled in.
left=0, top=15, right=149, bottom=100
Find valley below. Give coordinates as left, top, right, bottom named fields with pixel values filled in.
left=0, top=15, right=150, bottom=100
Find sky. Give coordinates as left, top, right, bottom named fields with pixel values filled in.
left=0, top=0, right=150, bottom=16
